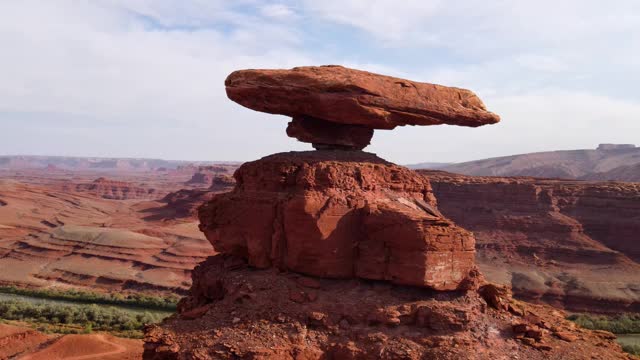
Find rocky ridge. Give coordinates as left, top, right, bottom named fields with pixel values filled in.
left=437, top=144, right=640, bottom=181
left=71, top=177, right=165, bottom=200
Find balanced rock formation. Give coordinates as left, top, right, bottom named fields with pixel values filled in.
left=144, top=66, right=629, bottom=359
left=198, top=151, right=476, bottom=290
left=226, top=65, right=499, bottom=149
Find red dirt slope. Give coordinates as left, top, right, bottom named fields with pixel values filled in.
left=0, top=179, right=214, bottom=293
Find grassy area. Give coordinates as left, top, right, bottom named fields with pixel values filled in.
left=567, top=313, right=640, bottom=357
left=0, top=285, right=179, bottom=311
left=567, top=313, right=640, bottom=334
left=0, top=298, right=170, bottom=338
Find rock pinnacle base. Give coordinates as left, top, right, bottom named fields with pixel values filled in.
left=198, top=150, right=477, bottom=290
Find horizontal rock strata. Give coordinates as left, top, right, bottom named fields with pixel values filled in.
left=422, top=170, right=640, bottom=312
left=198, top=151, right=477, bottom=290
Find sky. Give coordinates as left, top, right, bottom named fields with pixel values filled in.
left=0, top=1, right=639, bottom=164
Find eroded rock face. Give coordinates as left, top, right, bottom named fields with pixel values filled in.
left=198, top=151, right=477, bottom=290
left=225, top=65, right=499, bottom=149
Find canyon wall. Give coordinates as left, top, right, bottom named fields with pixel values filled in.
left=422, top=170, right=640, bottom=313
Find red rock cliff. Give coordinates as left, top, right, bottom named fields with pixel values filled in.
left=422, top=170, right=640, bottom=312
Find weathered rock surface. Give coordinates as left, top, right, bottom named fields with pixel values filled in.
left=198, top=151, right=477, bottom=290
left=143, top=254, right=631, bottom=360
left=225, top=65, right=499, bottom=149
left=421, top=170, right=640, bottom=312
left=226, top=65, right=499, bottom=129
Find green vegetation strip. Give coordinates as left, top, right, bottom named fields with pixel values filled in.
left=568, top=313, right=640, bottom=356
left=0, top=299, right=170, bottom=338
left=0, top=285, right=179, bottom=311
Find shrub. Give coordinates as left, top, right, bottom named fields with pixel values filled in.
left=0, top=299, right=169, bottom=337
left=567, top=313, right=640, bottom=334
left=622, top=344, right=640, bottom=356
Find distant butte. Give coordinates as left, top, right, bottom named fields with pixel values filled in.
left=225, top=65, right=500, bottom=150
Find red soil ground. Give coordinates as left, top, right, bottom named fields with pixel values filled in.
left=0, top=323, right=142, bottom=360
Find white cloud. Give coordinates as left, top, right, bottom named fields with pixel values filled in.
left=0, top=1, right=315, bottom=160
left=260, top=4, right=297, bottom=19
left=0, top=2, right=307, bottom=121
left=0, top=0, right=639, bottom=163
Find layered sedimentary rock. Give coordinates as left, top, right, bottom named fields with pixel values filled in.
left=72, top=177, right=164, bottom=200
left=198, top=151, right=476, bottom=290
left=208, top=174, right=235, bottom=191
left=185, top=172, right=213, bottom=185
left=145, top=177, right=236, bottom=220
left=226, top=65, right=499, bottom=149
left=422, top=170, right=640, bottom=312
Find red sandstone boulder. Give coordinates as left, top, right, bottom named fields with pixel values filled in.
left=198, top=151, right=476, bottom=290
left=225, top=65, right=500, bottom=130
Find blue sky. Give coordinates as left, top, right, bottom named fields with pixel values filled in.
left=1, top=0, right=639, bottom=164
